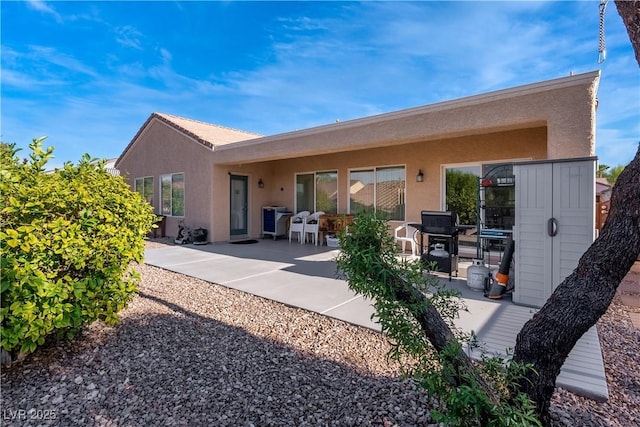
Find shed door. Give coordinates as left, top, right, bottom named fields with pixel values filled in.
left=551, top=161, right=596, bottom=288
left=514, top=163, right=553, bottom=307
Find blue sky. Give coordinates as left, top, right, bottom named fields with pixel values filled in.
left=2, top=1, right=638, bottom=170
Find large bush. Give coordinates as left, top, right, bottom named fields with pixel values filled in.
left=0, top=138, right=156, bottom=356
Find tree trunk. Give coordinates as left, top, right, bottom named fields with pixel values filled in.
left=615, top=0, right=640, bottom=67
left=512, top=145, right=640, bottom=426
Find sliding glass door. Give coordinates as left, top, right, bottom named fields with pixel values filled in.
left=295, top=171, right=337, bottom=214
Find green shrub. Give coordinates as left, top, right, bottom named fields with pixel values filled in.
left=0, top=138, right=156, bottom=356
left=445, top=169, right=477, bottom=225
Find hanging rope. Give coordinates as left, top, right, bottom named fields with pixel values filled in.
left=598, top=0, right=609, bottom=64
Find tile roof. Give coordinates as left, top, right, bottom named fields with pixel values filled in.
left=154, top=113, right=262, bottom=147
left=116, top=112, right=262, bottom=165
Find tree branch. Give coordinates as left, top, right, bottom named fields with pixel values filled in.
left=615, top=0, right=640, bottom=67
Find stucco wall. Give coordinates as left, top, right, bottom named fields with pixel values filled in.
left=117, top=120, right=215, bottom=237
left=212, top=72, right=597, bottom=166
left=121, top=125, right=546, bottom=240
left=116, top=72, right=598, bottom=242
left=249, top=127, right=547, bottom=230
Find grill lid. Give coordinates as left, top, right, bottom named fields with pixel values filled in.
left=420, top=210, right=459, bottom=235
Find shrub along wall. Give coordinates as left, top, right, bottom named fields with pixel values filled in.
left=0, top=139, right=156, bottom=358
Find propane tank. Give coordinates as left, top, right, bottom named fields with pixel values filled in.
left=430, top=243, right=448, bottom=258
left=467, top=259, right=490, bottom=291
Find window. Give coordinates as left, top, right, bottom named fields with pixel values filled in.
left=444, top=165, right=480, bottom=226
left=161, top=173, right=185, bottom=216
left=134, top=176, right=154, bottom=206
left=296, top=173, right=314, bottom=213
left=349, top=170, right=374, bottom=214
left=443, top=162, right=516, bottom=228
left=295, top=171, right=338, bottom=214
left=349, top=166, right=405, bottom=220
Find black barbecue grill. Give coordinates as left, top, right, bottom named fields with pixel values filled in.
left=410, top=211, right=460, bottom=280
left=420, top=210, right=460, bottom=235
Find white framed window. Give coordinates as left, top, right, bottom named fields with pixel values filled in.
left=349, top=165, right=405, bottom=221
left=295, top=171, right=338, bottom=214
left=134, top=176, right=154, bottom=206
left=161, top=173, right=185, bottom=217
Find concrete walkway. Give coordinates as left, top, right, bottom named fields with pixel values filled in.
left=144, top=239, right=608, bottom=401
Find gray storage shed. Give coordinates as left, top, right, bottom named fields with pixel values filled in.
left=513, top=157, right=597, bottom=307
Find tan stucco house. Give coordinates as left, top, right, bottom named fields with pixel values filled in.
left=115, top=70, right=600, bottom=243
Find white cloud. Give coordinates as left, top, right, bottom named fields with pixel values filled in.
left=114, top=25, right=143, bottom=49
left=27, top=45, right=98, bottom=78
left=277, top=15, right=329, bottom=32
left=1, top=45, right=98, bottom=92
left=597, top=128, right=639, bottom=166
left=159, top=47, right=172, bottom=64
left=26, top=0, right=62, bottom=23
left=210, top=2, right=563, bottom=123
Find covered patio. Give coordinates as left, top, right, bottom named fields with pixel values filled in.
left=144, top=238, right=608, bottom=401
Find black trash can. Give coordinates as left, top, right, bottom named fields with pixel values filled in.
left=192, top=228, right=208, bottom=245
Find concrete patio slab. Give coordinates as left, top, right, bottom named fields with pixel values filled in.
left=321, top=295, right=380, bottom=331
left=144, top=239, right=608, bottom=401
left=227, top=269, right=358, bottom=314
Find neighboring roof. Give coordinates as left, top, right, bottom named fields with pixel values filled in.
left=116, top=112, right=262, bottom=166
left=104, top=158, right=120, bottom=176
left=596, top=177, right=612, bottom=195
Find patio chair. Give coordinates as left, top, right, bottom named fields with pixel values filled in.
left=304, top=211, right=325, bottom=245
left=394, top=223, right=420, bottom=256
left=288, top=211, right=310, bottom=243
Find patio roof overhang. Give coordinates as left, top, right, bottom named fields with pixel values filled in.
left=211, top=71, right=600, bottom=166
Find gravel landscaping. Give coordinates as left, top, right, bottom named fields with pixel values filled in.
left=1, top=244, right=639, bottom=426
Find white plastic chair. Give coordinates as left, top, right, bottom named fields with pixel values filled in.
left=304, top=211, right=325, bottom=245
left=394, top=223, right=420, bottom=256
left=288, top=211, right=310, bottom=243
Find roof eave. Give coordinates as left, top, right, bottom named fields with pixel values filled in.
left=212, top=70, right=600, bottom=164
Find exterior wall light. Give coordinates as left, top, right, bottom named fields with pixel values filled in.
left=258, top=178, right=264, bottom=188
left=416, top=169, right=424, bottom=182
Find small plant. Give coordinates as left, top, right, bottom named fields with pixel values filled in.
left=0, top=138, right=156, bottom=359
